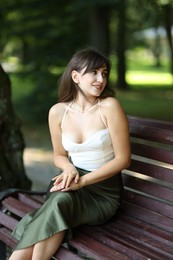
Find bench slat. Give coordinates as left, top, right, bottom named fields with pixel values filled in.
left=2, top=197, right=33, bottom=218
left=0, top=227, right=17, bottom=249
left=131, top=143, right=173, bottom=164
left=129, top=126, right=173, bottom=144
left=0, top=211, right=18, bottom=231
left=128, top=160, right=173, bottom=183
left=18, top=193, right=44, bottom=209
left=106, top=219, right=173, bottom=259
left=115, top=213, right=173, bottom=245
left=123, top=175, right=173, bottom=203
left=99, top=225, right=172, bottom=260
left=121, top=202, right=173, bottom=233
left=69, top=232, right=130, bottom=260
left=128, top=116, right=173, bottom=131
left=53, top=245, right=82, bottom=260
left=79, top=225, right=157, bottom=260
left=124, top=190, right=173, bottom=218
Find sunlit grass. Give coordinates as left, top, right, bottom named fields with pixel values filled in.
left=110, top=50, right=172, bottom=87
left=127, top=71, right=172, bottom=86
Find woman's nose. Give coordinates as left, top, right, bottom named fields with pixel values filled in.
left=97, top=73, right=103, bottom=82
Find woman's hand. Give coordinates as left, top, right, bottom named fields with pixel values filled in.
left=50, top=176, right=86, bottom=192
left=50, top=164, right=80, bottom=192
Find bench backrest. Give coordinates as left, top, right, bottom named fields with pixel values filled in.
left=122, top=116, right=173, bottom=220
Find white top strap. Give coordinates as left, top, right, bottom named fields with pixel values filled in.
left=61, top=102, right=73, bottom=129
left=98, top=99, right=108, bottom=128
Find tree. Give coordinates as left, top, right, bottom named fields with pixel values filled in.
left=116, top=0, right=128, bottom=89
left=161, top=2, right=173, bottom=80
left=88, top=4, right=110, bottom=55
left=0, top=65, right=31, bottom=190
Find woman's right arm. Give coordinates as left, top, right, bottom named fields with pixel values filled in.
left=48, top=104, right=79, bottom=190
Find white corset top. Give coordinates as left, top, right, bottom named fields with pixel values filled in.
left=62, top=128, right=115, bottom=171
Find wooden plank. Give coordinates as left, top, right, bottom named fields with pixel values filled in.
left=128, top=116, right=173, bottom=131
left=0, top=211, right=18, bottom=231
left=128, top=160, right=173, bottom=183
left=129, top=125, right=173, bottom=144
left=114, top=213, right=173, bottom=246
left=54, top=245, right=82, bottom=260
left=0, top=227, right=17, bottom=249
left=78, top=225, right=157, bottom=260
left=69, top=232, right=130, bottom=260
left=2, top=197, right=34, bottom=218
left=124, top=190, right=173, bottom=218
left=18, top=193, right=43, bottom=209
left=131, top=143, right=173, bottom=164
left=123, top=175, right=173, bottom=203
left=109, top=214, right=173, bottom=250
left=121, top=202, right=173, bottom=233
left=105, top=218, right=173, bottom=259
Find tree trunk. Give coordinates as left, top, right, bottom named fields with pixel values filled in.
left=89, top=5, right=110, bottom=55
left=116, top=0, right=128, bottom=89
left=0, top=65, right=31, bottom=190
left=163, top=3, right=173, bottom=84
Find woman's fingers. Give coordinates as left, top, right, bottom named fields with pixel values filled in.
left=50, top=170, right=79, bottom=191
left=75, top=173, right=80, bottom=183
left=63, top=172, right=78, bottom=188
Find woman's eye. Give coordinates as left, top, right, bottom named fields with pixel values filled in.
left=91, top=70, right=97, bottom=75
left=102, top=72, right=107, bottom=78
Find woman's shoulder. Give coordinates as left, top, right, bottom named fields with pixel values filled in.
left=100, top=97, right=121, bottom=110
left=49, top=102, right=67, bottom=120
left=100, top=97, right=127, bottom=122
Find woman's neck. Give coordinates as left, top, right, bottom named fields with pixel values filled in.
left=72, top=97, right=98, bottom=114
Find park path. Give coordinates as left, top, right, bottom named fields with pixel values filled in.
left=24, top=148, right=57, bottom=191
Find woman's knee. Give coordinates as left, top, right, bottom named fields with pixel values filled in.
left=9, top=246, right=33, bottom=260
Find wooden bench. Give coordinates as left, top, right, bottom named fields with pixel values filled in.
left=0, top=116, right=173, bottom=260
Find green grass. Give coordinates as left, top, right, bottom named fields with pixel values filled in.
left=117, top=89, right=173, bottom=121
left=109, top=52, right=173, bottom=121
left=127, top=53, right=172, bottom=87
left=127, top=71, right=172, bottom=86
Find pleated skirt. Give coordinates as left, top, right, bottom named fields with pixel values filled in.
left=12, top=167, right=123, bottom=251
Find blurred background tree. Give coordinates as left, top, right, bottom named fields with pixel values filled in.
left=0, top=65, right=31, bottom=189
left=0, top=0, right=172, bottom=189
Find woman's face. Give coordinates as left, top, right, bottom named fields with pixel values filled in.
left=72, top=65, right=108, bottom=98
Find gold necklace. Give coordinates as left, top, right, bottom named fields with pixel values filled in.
left=72, top=99, right=98, bottom=114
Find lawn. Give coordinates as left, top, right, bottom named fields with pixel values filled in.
left=110, top=52, right=173, bottom=121
left=117, top=89, right=173, bottom=121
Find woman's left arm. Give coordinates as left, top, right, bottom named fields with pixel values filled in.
left=62, top=98, right=131, bottom=191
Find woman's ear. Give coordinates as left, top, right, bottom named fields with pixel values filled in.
left=71, top=70, right=79, bottom=84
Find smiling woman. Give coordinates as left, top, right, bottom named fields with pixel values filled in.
left=9, top=48, right=131, bottom=260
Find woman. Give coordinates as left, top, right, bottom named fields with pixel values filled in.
left=9, top=48, right=131, bottom=260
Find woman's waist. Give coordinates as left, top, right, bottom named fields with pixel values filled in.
left=69, top=151, right=114, bottom=171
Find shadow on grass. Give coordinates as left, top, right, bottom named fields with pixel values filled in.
left=117, top=86, right=173, bottom=122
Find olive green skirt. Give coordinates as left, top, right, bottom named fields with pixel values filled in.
left=12, top=167, right=123, bottom=250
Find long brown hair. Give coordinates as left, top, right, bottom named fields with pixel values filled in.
left=58, top=48, right=115, bottom=102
